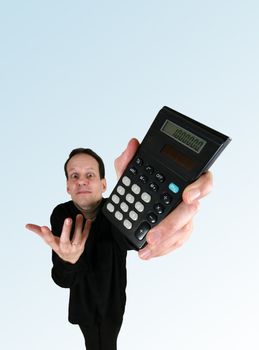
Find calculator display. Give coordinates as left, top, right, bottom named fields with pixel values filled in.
left=161, top=120, right=207, bottom=154
left=103, top=106, right=231, bottom=250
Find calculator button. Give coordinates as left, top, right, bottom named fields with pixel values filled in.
left=135, top=222, right=151, bottom=241
left=112, top=194, right=120, bottom=204
left=146, top=212, right=157, bottom=224
left=139, top=175, right=148, bottom=184
left=149, top=182, right=159, bottom=192
left=123, top=219, right=133, bottom=230
left=126, top=193, right=135, bottom=204
left=155, top=172, right=165, bottom=183
left=154, top=203, right=165, bottom=214
left=106, top=203, right=115, bottom=213
left=161, top=193, right=172, bottom=205
left=129, top=210, right=139, bottom=221
left=145, top=165, right=154, bottom=174
left=120, top=202, right=129, bottom=213
left=141, top=192, right=151, bottom=203
left=129, top=167, right=138, bottom=176
left=115, top=211, right=123, bottom=221
left=168, top=182, right=180, bottom=194
left=135, top=201, right=144, bottom=212
left=135, top=157, right=143, bottom=166
left=131, top=184, right=141, bottom=195
left=117, top=185, right=125, bottom=196
left=122, top=176, right=131, bottom=187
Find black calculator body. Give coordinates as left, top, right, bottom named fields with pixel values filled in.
left=102, top=106, right=231, bottom=250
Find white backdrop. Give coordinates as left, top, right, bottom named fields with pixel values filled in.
left=1, top=1, right=258, bottom=349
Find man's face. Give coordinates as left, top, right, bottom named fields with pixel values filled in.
left=66, top=153, right=107, bottom=210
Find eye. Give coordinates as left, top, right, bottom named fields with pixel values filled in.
left=86, top=172, right=95, bottom=179
left=70, top=173, right=79, bottom=180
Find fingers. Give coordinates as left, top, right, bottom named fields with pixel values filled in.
left=148, top=201, right=199, bottom=243
left=138, top=201, right=199, bottom=260
left=26, top=223, right=60, bottom=251
left=138, top=171, right=213, bottom=259
left=40, top=226, right=60, bottom=251
left=71, top=215, right=91, bottom=246
left=183, top=171, right=213, bottom=204
left=25, top=224, right=44, bottom=236
left=26, top=216, right=91, bottom=264
left=81, top=219, right=92, bottom=243
left=59, top=217, right=73, bottom=245
left=57, top=215, right=91, bottom=263
left=114, top=138, right=139, bottom=178
left=70, top=214, right=84, bottom=245
left=139, top=220, right=194, bottom=260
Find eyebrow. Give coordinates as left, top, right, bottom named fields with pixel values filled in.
left=67, top=167, right=97, bottom=173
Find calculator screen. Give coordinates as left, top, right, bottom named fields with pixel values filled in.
left=161, top=144, right=198, bottom=171
left=161, top=119, right=207, bottom=154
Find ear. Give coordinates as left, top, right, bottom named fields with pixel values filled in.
left=66, top=180, right=71, bottom=195
left=101, top=178, right=107, bottom=193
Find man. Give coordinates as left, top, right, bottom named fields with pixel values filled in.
left=26, top=138, right=212, bottom=349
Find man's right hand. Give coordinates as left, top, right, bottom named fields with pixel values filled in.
left=26, top=214, right=91, bottom=264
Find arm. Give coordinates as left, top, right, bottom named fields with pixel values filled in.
left=26, top=213, right=91, bottom=287
left=115, top=138, right=213, bottom=260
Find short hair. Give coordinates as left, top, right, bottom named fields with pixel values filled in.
left=64, top=148, right=105, bottom=179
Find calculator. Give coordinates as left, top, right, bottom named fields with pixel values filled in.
left=102, top=106, right=231, bottom=250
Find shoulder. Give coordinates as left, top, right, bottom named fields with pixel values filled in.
left=51, top=201, right=79, bottom=223
left=50, top=201, right=80, bottom=236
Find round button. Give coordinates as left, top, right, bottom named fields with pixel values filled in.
left=123, top=219, right=133, bottom=230
left=145, top=165, right=154, bottom=174
left=141, top=192, right=151, bottom=203
left=135, top=201, right=144, bottom=212
left=161, top=193, right=172, bottom=205
left=139, top=175, right=148, bottom=184
left=120, top=202, right=129, bottom=213
left=149, top=182, right=159, bottom=192
left=126, top=193, right=135, bottom=204
left=154, top=203, right=164, bottom=214
left=106, top=203, right=115, bottom=213
left=117, top=185, right=126, bottom=196
left=155, top=172, right=165, bottom=183
left=135, top=157, right=143, bottom=166
left=112, top=194, right=120, bottom=204
left=122, top=176, right=131, bottom=187
left=131, top=184, right=141, bottom=195
left=129, top=167, right=138, bottom=175
left=146, top=212, right=157, bottom=224
left=129, top=210, right=139, bottom=221
left=168, top=182, right=180, bottom=193
left=115, top=211, right=123, bottom=221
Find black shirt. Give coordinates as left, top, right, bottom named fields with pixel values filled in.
left=50, top=199, right=133, bottom=326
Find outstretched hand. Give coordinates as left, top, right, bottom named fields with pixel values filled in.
left=115, top=138, right=213, bottom=260
left=26, top=214, right=91, bottom=264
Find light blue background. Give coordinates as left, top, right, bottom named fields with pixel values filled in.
left=1, top=1, right=258, bottom=349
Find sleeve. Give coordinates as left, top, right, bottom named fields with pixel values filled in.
left=50, top=205, right=88, bottom=288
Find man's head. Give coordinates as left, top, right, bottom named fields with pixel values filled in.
left=64, top=148, right=107, bottom=210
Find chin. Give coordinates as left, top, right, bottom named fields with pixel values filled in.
left=78, top=201, right=91, bottom=208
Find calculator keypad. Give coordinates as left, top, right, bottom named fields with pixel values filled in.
left=104, top=154, right=183, bottom=249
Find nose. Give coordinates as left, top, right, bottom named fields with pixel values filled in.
left=77, top=177, right=88, bottom=186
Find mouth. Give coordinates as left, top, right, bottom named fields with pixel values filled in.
left=76, top=190, right=92, bottom=195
